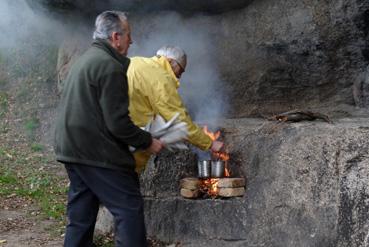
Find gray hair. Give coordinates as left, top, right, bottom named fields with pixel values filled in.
left=93, top=11, right=128, bottom=40
left=156, top=45, right=187, bottom=70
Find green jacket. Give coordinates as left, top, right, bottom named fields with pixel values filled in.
left=54, top=39, right=152, bottom=171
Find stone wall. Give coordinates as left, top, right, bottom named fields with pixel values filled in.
left=96, top=118, right=369, bottom=246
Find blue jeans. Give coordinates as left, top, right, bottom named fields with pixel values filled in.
left=63, top=163, right=147, bottom=247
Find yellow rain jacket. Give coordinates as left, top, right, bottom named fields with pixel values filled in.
left=127, top=56, right=212, bottom=173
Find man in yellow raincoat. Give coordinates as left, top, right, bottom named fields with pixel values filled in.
left=127, top=45, right=223, bottom=173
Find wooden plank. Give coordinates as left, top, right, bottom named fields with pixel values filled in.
left=180, top=177, right=200, bottom=190
left=180, top=188, right=200, bottom=199
left=218, top=187, right=245, bottom=197
left=217, top=178, right=246, bottom=188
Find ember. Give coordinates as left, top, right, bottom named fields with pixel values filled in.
left=200, top=178, right=220, bottom=198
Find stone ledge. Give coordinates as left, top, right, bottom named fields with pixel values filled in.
left=97, top=118, right=369, bottom=246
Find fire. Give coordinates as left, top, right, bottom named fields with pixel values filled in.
left=224, top=161, right=230, bottom=177
left=213, top=151, right=229, bottom=161
left=201, top=178, right=219, bottom=197
left=203, top=125, right=220, bottom=141
left=214, top=152, right=230, bottom=177
left=203, top=125, right=231, bottom=178
left=200, top=126, right=232, bottom=197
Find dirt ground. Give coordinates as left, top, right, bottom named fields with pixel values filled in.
left=0, top=194, right=171, bottom=247
left=0, top=196, right=64, bottom=246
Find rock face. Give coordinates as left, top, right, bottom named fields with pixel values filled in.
left=25, top=0, right=254, bottom=15
left=96, top=118, right=369, bottom=246
left=214, top=0, right=369, bottom=116
left=354, top=65, right=369, bottom=108
left=49, top=0, right=369, bottom=118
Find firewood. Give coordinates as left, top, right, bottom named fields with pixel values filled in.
left=218, top=187, right=245, bottom=197
left=180, top=177, right=200, bottom=190
left=180, top=188, right=200, bottom=199
left=268, top=109, right=332, bottom=123
left=217, top=178, right=246, bottom=188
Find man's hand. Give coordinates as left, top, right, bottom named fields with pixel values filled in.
left=147, top=138, right=164, bottom=154
left=211, top=140, right=224, bottom=152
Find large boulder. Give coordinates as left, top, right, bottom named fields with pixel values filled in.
left=96, top=117, right=369, bottom=246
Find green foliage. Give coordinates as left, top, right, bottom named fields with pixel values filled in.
left=0, top=148, right=68, bottom=221
left=24, top=116, right=40, bottom=139
left=25, top=174, right=67, bottom=220
left=31, top=143, right=44, bottom=152
left=0, top=171, right=17, bottom=185
left=0, top=91, right=8, bottom=118
left=0, top=170, right=67, bottom=220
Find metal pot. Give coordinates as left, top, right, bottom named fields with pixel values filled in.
left=198, top=160, right=211, bottom=178
left=211, top=160, right=225, bottom=178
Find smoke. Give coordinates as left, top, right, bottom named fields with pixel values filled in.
left=129, top=12, right=229, bottom=126
left=0, top=0, right=93, bottom=85
left=0, top=0, right=68, bottom=49
left=0, top=1, right=229, bottom=125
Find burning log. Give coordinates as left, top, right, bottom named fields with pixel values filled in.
left=200, top=178, right=220, bottom=198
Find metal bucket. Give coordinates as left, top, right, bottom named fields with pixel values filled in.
left=198, top=160, right=211, bottom=178
left=211, top=160, right=225, bottom=178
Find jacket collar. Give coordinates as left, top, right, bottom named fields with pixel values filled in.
left=152, top=56, right=180, bottom=88
left=92, top=39, right=130, bottom=70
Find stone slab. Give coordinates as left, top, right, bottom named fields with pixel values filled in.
left=180, top=188, right=199, bottom=199
left=218, top=187, right=245, bottom=197
left=180, top=178, right=200, bottom=190
left=217, top=178, right=246, bottom=188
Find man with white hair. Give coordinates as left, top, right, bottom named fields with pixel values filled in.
left=127, top=45, right=223, bottom=172
left=55, top=11, right=163, bottom=246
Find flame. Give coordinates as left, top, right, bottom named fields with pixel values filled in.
left=203, top=125, right=231, bottom=179
left=203, top=126, right=220, bottom=141
left=224, top=161, right=230, bottom=177
left=202, top=178, right=219, bottom=197
left=213, top=151, right=229, bottom=161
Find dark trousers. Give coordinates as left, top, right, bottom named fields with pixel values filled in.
left=63, top=163, right=147, bottom=247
